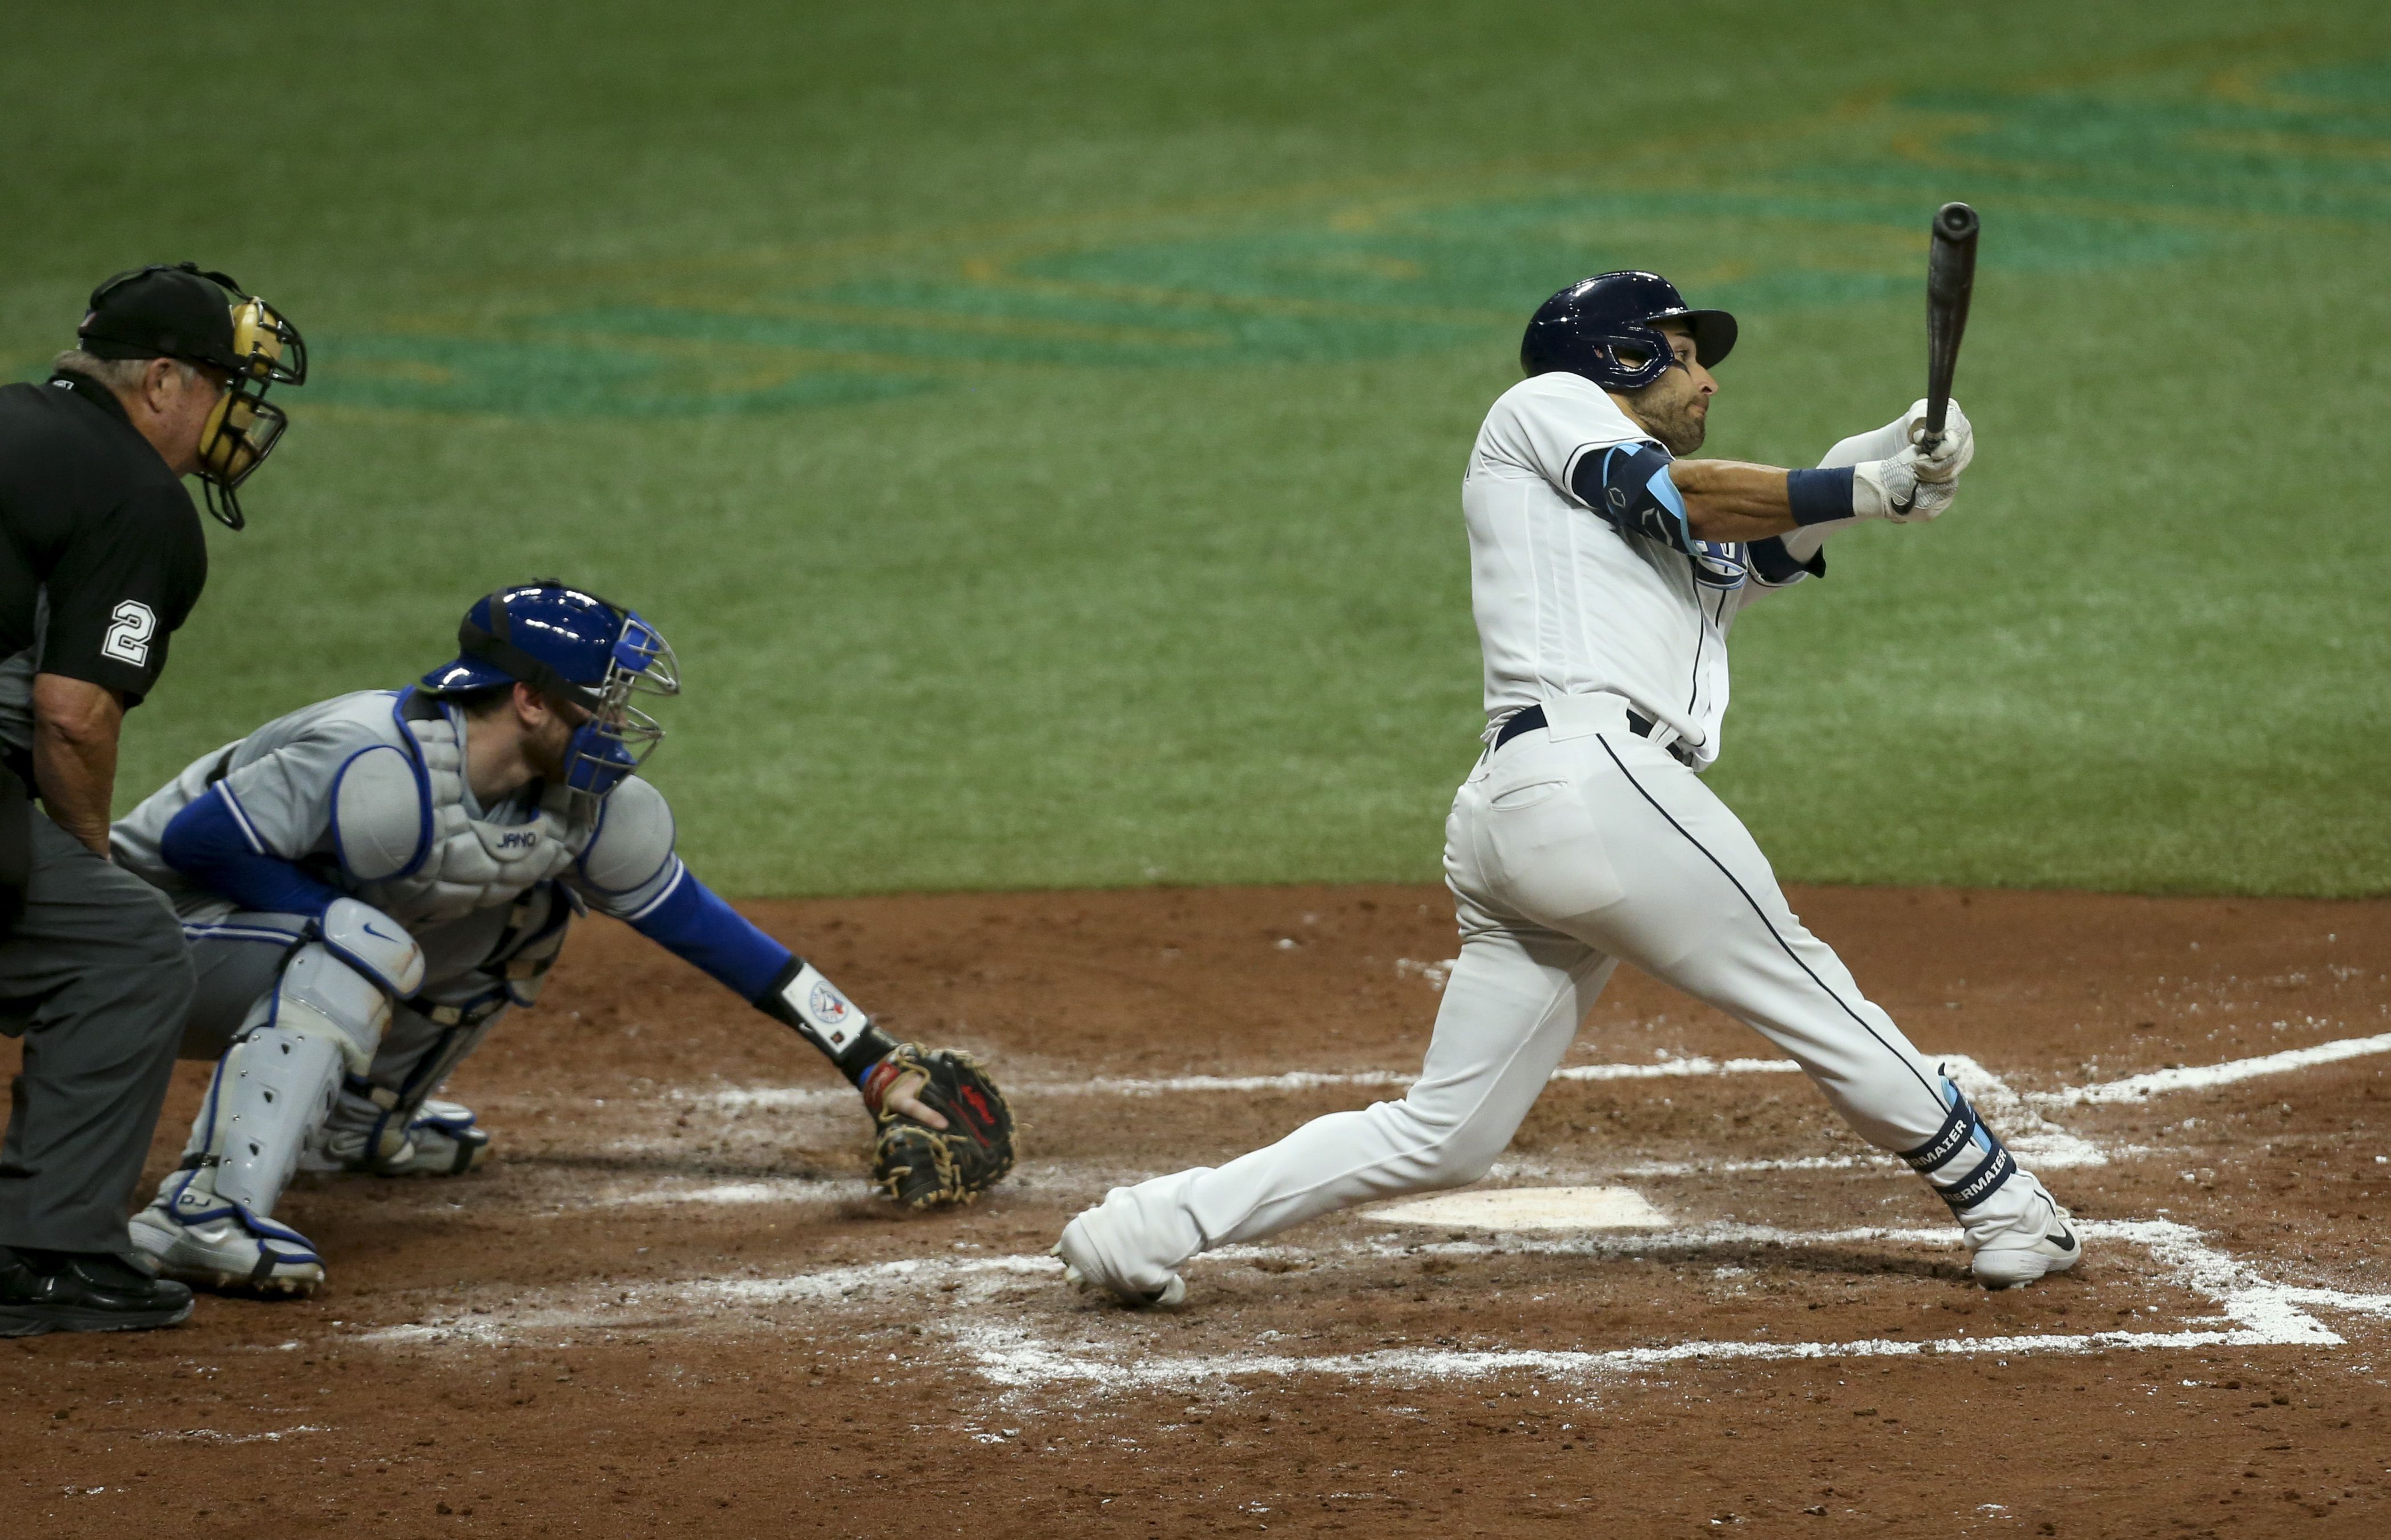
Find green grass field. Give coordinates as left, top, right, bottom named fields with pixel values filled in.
left=6, top=3, right=2387, bottom=897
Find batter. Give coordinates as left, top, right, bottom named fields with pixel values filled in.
left=1057, top=271, right=2078, bottom=1304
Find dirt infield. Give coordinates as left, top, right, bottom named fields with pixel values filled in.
left=8, top=883, right=2391, bottom=1538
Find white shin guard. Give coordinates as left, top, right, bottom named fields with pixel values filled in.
left=139, top=1024, right=344, bottom=1288
left=207, top=1022, right=346, bottom=1218
left=275, top=940, right=401, bottom=1077
left=135, top=937, right=407, bottom=1293
left=159, top=940, right=397, bottom=1227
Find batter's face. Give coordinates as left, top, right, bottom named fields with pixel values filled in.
left=1621, top=321, right=1716, bottom=455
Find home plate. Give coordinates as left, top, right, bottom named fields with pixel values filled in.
left=1368, top=1186, right=1668, bottom=1231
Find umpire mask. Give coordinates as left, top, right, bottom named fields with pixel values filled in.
left=80, top=263, right=307, bottom=531
left=192, top=295, right=307, bottom=531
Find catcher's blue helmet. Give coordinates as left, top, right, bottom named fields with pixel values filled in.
left=1519, top=271, right=1737, bottom=391
left=421, top=580, right=680, bottom=798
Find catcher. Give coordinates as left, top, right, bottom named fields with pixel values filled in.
left=109, top=580, right=1012, bottom=1297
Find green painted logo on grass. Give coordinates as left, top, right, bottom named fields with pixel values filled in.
left=308, top=62, right=2391, bottom=418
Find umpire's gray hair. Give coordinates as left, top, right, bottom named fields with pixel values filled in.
left=51, top=348, right=201, bottom=394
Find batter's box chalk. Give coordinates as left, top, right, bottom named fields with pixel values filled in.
left=951, top=1219, right=2391, bottom=1396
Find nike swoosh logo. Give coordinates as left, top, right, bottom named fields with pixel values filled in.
left=2051, top=1225, right=2077, bottom=1253
left=362, top=924, right=399, bottom=942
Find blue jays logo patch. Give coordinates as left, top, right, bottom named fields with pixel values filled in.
left=1692, top=540, right=1748, bottom=590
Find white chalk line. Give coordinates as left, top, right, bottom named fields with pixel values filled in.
left=587, top=1179, right=858, bottom=1210
left=954, top=1323, right=2292, bottom=1392
left=620, top=1036, right=2386, bottom=1217
left=355, top=1219, right=2391, bottom=1392
left=564, top=1158, right=1179, bottom=1214
left=1618, top=1147, right=2156, bottom=1178
left=2034, top=1031, right=2391, bottom=1106
left=360, top=1253, right=1061, bottom=1346
left=369, top=1227, right=1911, bottom=1345
left=688, top=1035, right=2391, bottom=1125
left=561, top=1036, right=2388, bottom=1213
left=1940, top=1054, right=2110, bottom=1168
left=977, top=1218, right=2386, bottom=1392
left=685, top=1057, right=1805, bottom=1113
left=338, top=1026, right=2391, bottom=1406
left=140, top=1424, right=333, bottom=1445
left=365, top=1036, right=2391, bottom=1386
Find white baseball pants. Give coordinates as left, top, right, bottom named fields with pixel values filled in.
left=1076, top=694, right=2049, bottom=1283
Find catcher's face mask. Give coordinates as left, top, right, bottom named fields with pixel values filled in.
left=438, top=582, right=682, bottom=805
left=557, top=611, right=680, bottom=801
left=193, top=296, right=307, bottom=531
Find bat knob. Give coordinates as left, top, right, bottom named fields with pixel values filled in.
left=1934, top=201, right=1979, bottom=241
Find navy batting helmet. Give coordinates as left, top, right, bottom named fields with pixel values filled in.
left=1519, top=271, right=1737, bottom=391
left=421, top=580, right=680, bottom=799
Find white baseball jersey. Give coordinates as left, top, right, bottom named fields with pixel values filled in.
left=1461, top=371, right=1817, bottom=767
left=1059, top=392, right=2071, bottom=1303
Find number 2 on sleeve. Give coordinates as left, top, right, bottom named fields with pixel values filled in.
left=101, top=599, right=157, bottom=667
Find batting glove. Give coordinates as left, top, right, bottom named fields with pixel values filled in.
left=1906, top=398, right=1974, bottom=484
left=1851, top=449, right=1958, bottom=523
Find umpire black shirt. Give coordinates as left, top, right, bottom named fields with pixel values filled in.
left=0, top=372, right=208, bottom=767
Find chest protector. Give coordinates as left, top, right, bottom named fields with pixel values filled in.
left=353, top=713, right=594, bottom=927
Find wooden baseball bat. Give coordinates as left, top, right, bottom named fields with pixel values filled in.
left=1920, top=201, right=1979, bottom=454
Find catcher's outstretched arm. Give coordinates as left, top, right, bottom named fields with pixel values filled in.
left=614, top=860, right=904, bottom=1084
left=570, top=787, right=959, bottom=1130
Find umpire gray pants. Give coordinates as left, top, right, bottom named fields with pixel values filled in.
left=0, top=813, right=195, bottom=1255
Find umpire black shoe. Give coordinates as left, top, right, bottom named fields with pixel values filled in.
left=0, top=1246, right=195, bottom=1336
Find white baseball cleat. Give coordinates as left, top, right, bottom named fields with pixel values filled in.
left=128, top=1200, right=324, bottom=1297
left=1965, top=1181, right=2083, bottom=1290
left=1054, top=1214, right=1187, bottom=1309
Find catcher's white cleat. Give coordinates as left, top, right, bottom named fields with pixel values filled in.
left=129, top=1199, right=324, bottom=1298
left=1963, top=1175, right=2083, bottom=1290
left=1055, top=1214, right=1187, bottom=1309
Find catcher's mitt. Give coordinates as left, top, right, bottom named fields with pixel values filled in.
left=862, top=1045, right=1016, bottom=1208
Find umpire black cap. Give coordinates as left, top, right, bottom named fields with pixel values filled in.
left=77, top=264, right=248, bottom=375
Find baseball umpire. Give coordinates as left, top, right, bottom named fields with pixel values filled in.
left=0, top=264, right=304, bottom=1336
left=1059, top=271, right=2079, bottom=1307
left=111, top=580, right=1013, bottom=1297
